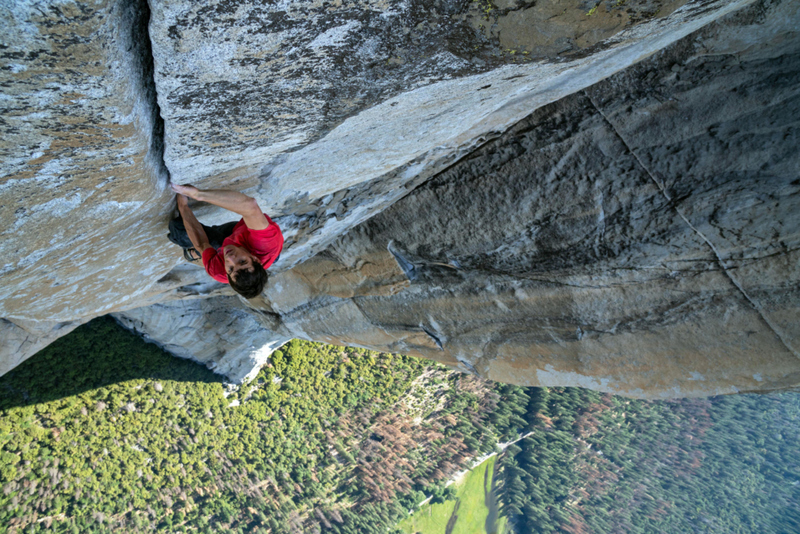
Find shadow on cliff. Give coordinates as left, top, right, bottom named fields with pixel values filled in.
left=0, top=316, right=223, bottom=411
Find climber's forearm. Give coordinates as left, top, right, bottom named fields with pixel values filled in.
left=194, top=189, right=261, bottom=219
left=171, top=184, right=269, bottom=230
left=177, top=196, right=211, bottom=252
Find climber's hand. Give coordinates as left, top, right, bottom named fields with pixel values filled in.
left=176, top=194, right=189, bottom=208
left=171, top=183, right=200, bottom=200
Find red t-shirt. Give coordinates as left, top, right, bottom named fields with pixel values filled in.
left=202, top=214, right=284, bottom=284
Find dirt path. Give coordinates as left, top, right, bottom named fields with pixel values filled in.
left=484, top=457, right=501, bottom=534
left=444, top=499, right=461, bottom=534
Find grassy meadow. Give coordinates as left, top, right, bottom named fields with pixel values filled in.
left=398, top=455, right=507, bottom=534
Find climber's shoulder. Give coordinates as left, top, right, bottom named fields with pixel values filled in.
left=242, top=199, right=269, bottom=231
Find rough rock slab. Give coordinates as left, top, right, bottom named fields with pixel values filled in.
left=2, top=0, right=798, bottom=400
left=151, top=0, right=753, bottom=271
left=479, top=0, right=689, bottom=57
left=0, top=318, right=84, bottom=376
left=0, top=0, right=180, bottom=322
left=263, top=0, right=800, bottom=398
left=0, top=0, right=744, bottom=321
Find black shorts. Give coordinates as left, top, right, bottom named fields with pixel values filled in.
left=167, top=216, right=238, bottom=251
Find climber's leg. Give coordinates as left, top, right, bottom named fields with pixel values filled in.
left=167, top=216, right=193, bottom=249
left=167, top=216, right=238, bottom=261
left=203, top=220, right=239, bottom=249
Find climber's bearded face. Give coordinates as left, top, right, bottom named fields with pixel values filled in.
left=223, top=245, right=255, bottom=280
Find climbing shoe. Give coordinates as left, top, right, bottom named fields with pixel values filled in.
left=183, top=247, right=201, bottom=262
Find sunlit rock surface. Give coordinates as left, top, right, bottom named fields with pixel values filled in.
left=1, top=0, right=798, bottom=397
left=150, top=0, right=752, bottom=270
left=112, top=298, right=289, bottom=384
left=0, top=0, right=178, bottom=321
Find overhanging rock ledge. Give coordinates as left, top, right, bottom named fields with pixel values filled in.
left=1, top=0, right=798, bottom=399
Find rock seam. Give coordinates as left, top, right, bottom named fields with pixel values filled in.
left=584, top=91, right=800, bottom=361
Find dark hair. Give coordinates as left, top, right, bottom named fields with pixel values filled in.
left=228, top=261, right=268, bottom=299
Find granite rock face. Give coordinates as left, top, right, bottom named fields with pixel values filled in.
left=2, top=0, right=799, bottom=398
left=0, top=0, right=178, bottom=322
left=150, top=0, right=752, bottom=271
left=0, top=318, right=84, bottom=376
left=261, top=0, right=800, bottom=398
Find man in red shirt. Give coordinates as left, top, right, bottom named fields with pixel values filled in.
left=170, top=184, right=284, bottom=299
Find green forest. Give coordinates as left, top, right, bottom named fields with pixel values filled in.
left=495, top=386, right=800, bottom=533
left=0, top=318, right=512, bottom=533
left=1, top=318, right=799, bottom=533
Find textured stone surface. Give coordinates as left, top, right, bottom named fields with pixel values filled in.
left=0, top=0, right=178, bottom=321
left=259, top=0, right=800, bottom=398
left=0, top=318, right=84, bottom=376
left=474, top=0, right=689, bottom=58
left=1, top=0, right=741, bottom=322
left=151, top=0, right=751, bottom=272
left=1, top=0, right=798, bottom=398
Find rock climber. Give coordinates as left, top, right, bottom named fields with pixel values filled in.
left=168, top=184, right=284, bottom=299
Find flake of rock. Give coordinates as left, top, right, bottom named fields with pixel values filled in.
left=112, top=297, right=290, bottom=384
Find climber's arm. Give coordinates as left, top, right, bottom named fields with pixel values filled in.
left=176, top=194, right=212, bottom=253
left=171, top=184, right=269, bottom=231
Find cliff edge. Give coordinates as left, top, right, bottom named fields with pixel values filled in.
left=1, top=0, right=798, bottom=398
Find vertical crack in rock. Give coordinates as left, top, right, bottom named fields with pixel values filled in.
left=584, top=91, right=800, bottom=361
left=421, top=325, right=445, bottom=351
left=387, top=241, right=418, bottom=281
left=456, top=357, right=480, bottom=376
left=124, top=0, right=170, bottom=188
